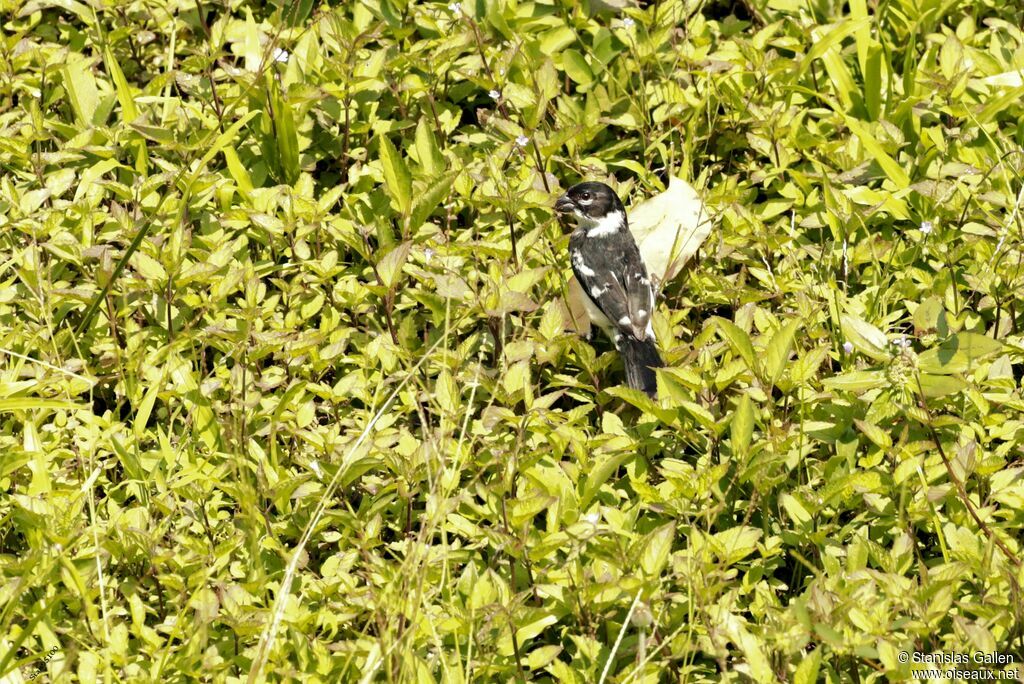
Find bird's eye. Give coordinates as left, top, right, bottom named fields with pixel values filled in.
left=580, top=192, right=591, bottom=200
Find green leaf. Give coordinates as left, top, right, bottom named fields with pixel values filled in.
left=408, top=171, right=457, bottom=232
left=806, top=20, right=869, bottom=113
left=780, top=493, right=813, bottom=527
left=802, top=18, right=869, bottom=71
left=514, top=609, right=560, bottom=645
left=103, top=45, right=138, bottom=122
left=73, top=158, right=124, bottom=201
left=525, top=645, right=562, bottom=671
left=840, top=313, right=889, bottom=361
left=854, top=418, right=891, bottom=450
left=978, top=85, right=1024, bottom=124
left=283, top=0, right=314, bottom=25
left=713, top=317, right=757, bottom=372
left=917, top=373, right=966, bottom=398
left=604, top=385, right=675, bottom=424
left=131, top=251, right=166, bottom=281
left=377, top=241, right=412, bottom=289
left=713, top=526, right=762, bottom=565
left=763, top=319, right=800, bottom=389
left=844, top=118, right=910, bottom=189
left=730, top=392, right=754, bottom=459
left=485, top=0, right=513, bottom=40
left=168, top=355, right=221, bottom=451
left=130, top=123, right=176, bottom=145
left=62, top=57, right=99, bottom=126
left=193, top=111, right=261, bottom=181
left=821, top=370, right=887, bottom=393
left=562, top=50, right=593, bottom=85
left=377, top=133, right=412, bottom=216
left=268, top=74, right=299, bottom=185
left=223, top=146, right=254, bottom=195
left=435, top=370, right=458, bottom=414
left=640, top=523, right=674, bottom=577
left=917, top=333, right=1002, bottom=374
left=539, top=26, right=575, bottom=55
left=243, top=8, right=262, bottom=73
left=414, top=118, right=445, bottom=177
left=134, top=372, right=163, bottom=442
left=913, top=296, right=947, bottom=334
left=581, top=452, right=632, bottom=508
left=793, top=647, right=822, bottom=684
left=0, top=399, right=84, bottom=412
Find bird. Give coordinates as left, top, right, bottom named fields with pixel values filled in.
left=555, top=181, right=663, bottom=397
left=564, top=175, right=712, bottom=339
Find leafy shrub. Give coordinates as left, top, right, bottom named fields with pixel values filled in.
left=1, top=0, right=1023, bottom=681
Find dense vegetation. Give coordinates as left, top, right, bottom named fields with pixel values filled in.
left=2, top=0, right=1024, bottom=681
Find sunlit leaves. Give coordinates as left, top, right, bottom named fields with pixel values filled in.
left=376, top=133, right=412, bottom=216
left=3, top=0, right=1024, bottom=682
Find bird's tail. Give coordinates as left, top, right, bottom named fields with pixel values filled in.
left=619, top=336, right=662, bottom=397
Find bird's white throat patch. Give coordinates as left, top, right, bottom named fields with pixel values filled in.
left=579, top=210, right=624, bottom=238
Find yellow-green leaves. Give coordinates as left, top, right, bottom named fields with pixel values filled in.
left=377, top=241, right=411, bottom=289
left=918, top=333, right=1002, bottom=374
left=730, top=392, right=755, bottom=460
left=223, top=145, right=254, bottom=196
left=409, top=171, right=457, bottom=233
left=8, top=2, right=1024, bottom=681
left=763, top=319, right=800, bottom=390
left=414, top=118, right=445, bottom=177
left=377, top=133, right=412, bottom=217
left=561, top=50, right=593, bottom=86
left=840, top=313, right=889, bottom=361
left=844, top=118, right=910, bottom=189
left=264, top=74, right=300, bottom=185
left=822, top=370, right=887, bottom=393
left=639, top=523, right=674, bottom=577
left=102, top=45, right=138, bottom=122
left=713, top=317, right=757, bottom=371
left=62, top=57, right=100, bottom=127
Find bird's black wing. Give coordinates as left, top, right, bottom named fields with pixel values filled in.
left=570, top=232, right=654, bottom=341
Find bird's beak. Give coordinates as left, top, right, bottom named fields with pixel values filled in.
left=555, top=195, right=576, bottom=215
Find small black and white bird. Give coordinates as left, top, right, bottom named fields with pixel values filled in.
left=556, top=181, right=663, bottom=397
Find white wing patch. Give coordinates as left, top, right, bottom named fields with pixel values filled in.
left=571, top=250, right=596, bottom=277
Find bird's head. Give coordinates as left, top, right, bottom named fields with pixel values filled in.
left=555, top=181, right=626, bottom=231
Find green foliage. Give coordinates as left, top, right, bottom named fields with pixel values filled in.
left=2, top=0, right=1024, bottom=681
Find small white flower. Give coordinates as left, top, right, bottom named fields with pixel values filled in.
left=842, top=341, right=854, bottom=354
left=310, top=460, right=322, bottom=477
left=515, top=134, right=529, bottom=147
left=584, top=512, right=600, bottom=525
left=424, top=248, right=435, bottom=263
left=623, top=17, right=635, bottom=28
left=920, top=220, right=933, bottom=234
left=488, top=89, right=501, bottom=100
left=893, top=336, right=911, bottom=349
left=272, top=47, right=289, bottom=64
left=448, top=2, right=461, bottom=15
